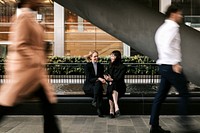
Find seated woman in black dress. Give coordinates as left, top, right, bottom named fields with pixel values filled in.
left=104, top=50, right=127, bottom=118
left=82, top=50, right=106, bottom=117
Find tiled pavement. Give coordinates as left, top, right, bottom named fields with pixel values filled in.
left=0, top=115, right=200, bottom=133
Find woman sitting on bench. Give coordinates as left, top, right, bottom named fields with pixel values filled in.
left=104, top=50, right=127, bottom=118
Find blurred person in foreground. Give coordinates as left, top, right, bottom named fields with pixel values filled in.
left=0, top=0, right=60, bottom=132
left=83, top=51, right=106, bottom=117
left=149, top=4, right=198, bottom=133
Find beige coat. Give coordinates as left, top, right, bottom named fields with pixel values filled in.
left=0, top=8, right=56, bottom=106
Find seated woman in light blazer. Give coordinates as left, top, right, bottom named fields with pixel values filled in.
left=104, top=50, right=127, bottom=118
left=83, top=51, right=106, bottom=117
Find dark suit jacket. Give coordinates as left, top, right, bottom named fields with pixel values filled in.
left=106, top=63, right=127, bottom=96
left=82, top=62, right=104, bottom=95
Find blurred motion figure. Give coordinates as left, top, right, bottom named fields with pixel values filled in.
left=0, top=0, right=60, bottom=132
left=149, top=4, right=198, bottom=133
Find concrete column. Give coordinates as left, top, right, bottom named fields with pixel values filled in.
left=54, top=2, right=65, bottom=56
left=123, top=43, right=130, bottom=57
left=159, top=0, right=171, bottom=13
left=78, top=16, right=84, bottom=32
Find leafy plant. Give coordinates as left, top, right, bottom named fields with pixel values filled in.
left=0, top=55, right=158, bottom=75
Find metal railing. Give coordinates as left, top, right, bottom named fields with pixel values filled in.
left=0, top=63, right=160, bottom=85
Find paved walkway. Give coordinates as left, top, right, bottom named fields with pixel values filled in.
left=0, top=115, right=200, bottom=133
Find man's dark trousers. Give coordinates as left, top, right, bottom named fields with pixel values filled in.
left=150, top=64, right=189, bottom=126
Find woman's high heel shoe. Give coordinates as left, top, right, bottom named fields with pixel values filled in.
left=115, top=110, right=120, bottom=117
left=109, top=113, right=115, bottom=119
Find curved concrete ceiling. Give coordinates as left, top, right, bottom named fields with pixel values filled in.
left=55, top=0, right=200, bottom=86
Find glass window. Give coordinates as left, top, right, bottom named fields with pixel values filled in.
left=64, top=9, right=123, bottom=56
left=0, top=1, right=54, bottom=55
left=172, top=0, right=200, bottom=30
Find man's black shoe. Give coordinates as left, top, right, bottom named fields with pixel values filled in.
left=150, top=126, right=171, bottom=133
left=97, top=109, right=104, bottom=118
left=98, top=114, right=104, bottom=117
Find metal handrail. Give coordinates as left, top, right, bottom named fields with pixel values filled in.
left=0, top=63, right=160, bottom=84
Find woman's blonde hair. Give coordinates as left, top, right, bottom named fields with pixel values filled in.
left=84, top=50, right=98, bottom=62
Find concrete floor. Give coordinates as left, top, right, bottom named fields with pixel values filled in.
left=0, top=115, right=200, bottom=133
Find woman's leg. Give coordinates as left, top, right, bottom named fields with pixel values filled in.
left=109, top=100, right=114, bottom=114
left=109, top=99, right=115, bottom=118
left=112, top=90, right=119, bottom=111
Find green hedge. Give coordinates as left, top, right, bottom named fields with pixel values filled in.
left=47, top=55, right=155, bottom=64
left=0, top=55, right=157, bottom=75
left=46, top=55, right=157, bottom=75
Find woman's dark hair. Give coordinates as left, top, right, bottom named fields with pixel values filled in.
left=165, top=4, right=183, bottom=18
left=111, top=50, right=122, bottom=65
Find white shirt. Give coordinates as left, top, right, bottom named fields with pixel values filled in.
left=155, top=19, right=181, bottom=65
left=92, top=62, right=97, bottom=75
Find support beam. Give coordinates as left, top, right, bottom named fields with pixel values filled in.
left=54, top=2, right=65, bottom=56
left=55, top=0, right=200, bottom=86
left=123, top=43, right=130, bottom=57
left=159, top=0, right=171, bottom=13
left=78, top=17, right=84, bottom=32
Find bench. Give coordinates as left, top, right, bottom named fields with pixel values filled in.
left=8, top=94, right=200, bottom=115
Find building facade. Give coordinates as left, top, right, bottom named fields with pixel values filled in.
left=0, top=0, right=200, bottom=57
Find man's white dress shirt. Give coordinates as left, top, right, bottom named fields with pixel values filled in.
left=155, top=19, right=181, bottom=65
